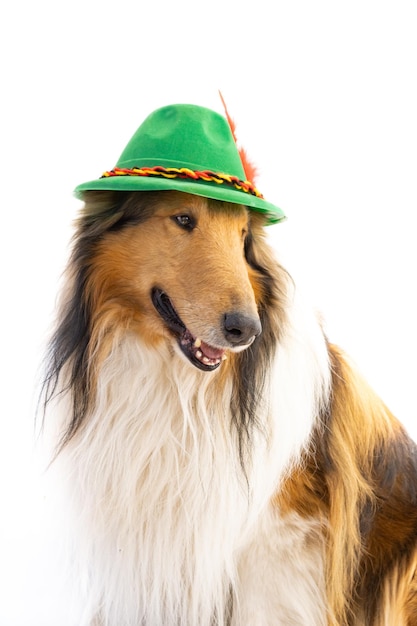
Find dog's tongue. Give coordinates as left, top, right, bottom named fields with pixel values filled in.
left=200, top=340, right=225, bottom=360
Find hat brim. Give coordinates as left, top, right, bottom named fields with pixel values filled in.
left=74, top=176, right=286, bottom=225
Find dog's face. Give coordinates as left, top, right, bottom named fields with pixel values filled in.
left=90, top=191, right=262, bottom=371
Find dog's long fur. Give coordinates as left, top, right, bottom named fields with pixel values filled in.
left=43, top=189, right=417, bottom=625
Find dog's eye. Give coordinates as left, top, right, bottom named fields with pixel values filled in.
left=172, top=214, right=196, bottom=231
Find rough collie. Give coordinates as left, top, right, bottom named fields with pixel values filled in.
left=42, top=136, right=417, bottom=624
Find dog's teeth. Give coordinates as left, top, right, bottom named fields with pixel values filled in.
left=196, top=350, right=203, bottom=358
left=194, top=338, right=202, bottom=348
left=202, top=356, right=210, bottom=364
left=222, top=353, right=228, bottom=361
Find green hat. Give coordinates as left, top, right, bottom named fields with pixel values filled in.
left=75, top=104, right=286, bottom=225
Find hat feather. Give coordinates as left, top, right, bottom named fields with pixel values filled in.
left=218, top=91, right=259, bottom=185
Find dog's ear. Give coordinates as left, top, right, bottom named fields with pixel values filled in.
left=78, top=191, right=160, bottom=234
left=244, top=213, right=291, bottom=317
left=231, top=216, right=290, bottom=469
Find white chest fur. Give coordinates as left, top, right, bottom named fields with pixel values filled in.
left=52, top=294, right=330, bottom=626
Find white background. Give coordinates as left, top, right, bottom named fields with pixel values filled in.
left=1, top=1, right=416, bottom=624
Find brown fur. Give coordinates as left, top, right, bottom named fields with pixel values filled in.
left=278, top=345, right=417, bottom=624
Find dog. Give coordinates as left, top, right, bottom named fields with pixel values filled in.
left=42, top=104, right=417, bottom=625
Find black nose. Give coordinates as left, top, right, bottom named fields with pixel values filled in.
left=223, top=312, right=262, bottom=346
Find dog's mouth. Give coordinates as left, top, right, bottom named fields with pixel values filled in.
left=151, top=288, right=226, bottom=371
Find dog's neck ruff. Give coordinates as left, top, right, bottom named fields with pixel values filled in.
left=52, top=294, right=330, bottom=626
left=100, top=165, right=264, bottom=198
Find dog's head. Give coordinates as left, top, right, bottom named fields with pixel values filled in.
left=87, top=191, right=263, bottom=371
left=45, top=189, right=287, bottom=447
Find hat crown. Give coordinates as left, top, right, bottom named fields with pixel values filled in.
left=115, top=104, right=247, bottom=179
left=74, top=102, right=286, bottom=225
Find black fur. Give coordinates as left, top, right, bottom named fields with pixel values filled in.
left=42, top=191, right=157, bottom=446
left=230, top=229, right=285, bottom=464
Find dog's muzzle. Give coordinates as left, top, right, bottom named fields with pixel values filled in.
left=151, top=287, right=261, bottom=371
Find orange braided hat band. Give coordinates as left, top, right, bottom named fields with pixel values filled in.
left=101, top=166, right=264, bottom=199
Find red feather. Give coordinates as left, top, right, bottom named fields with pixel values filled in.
left=218, top=91, right=259, bottom=184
